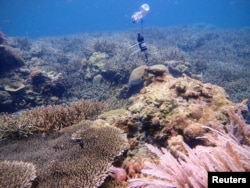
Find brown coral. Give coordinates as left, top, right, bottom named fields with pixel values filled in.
left=93, top=39, right=116, bottom=57
left=126, top=71, right=239, bottom=146
left=0, top=119, right=128, bottom=187
left=0, top=99, right=106, bottom=140
left=0, top=160, right=36, bottom=188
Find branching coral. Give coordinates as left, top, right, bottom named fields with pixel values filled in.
left=0, top=160, right=36, bottom=188
left=0, top=99, right=106, bottom=140
left=0, top=119, right=128, bottom=187
left=93, top=39, right=117, bottom=57
left=128, top=127, right=250, bottom=188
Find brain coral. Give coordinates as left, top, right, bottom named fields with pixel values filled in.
left=0, top=119, right=128, bottom=188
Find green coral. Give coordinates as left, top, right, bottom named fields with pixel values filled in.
left=98, top=108, right=127, bottom=124
left=89, top=52, right=108, bottom=66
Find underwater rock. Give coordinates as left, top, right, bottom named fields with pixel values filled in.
left=0, top=45, right=25, bottom=73
left=0, top=31, right=7, bottom=45
left=125, top=73, right=243, bottom=147
left=30, top=69, right=65, bottom=98
left=164, top=60, right=192, bottom=78
left=128, top=65, right=147, bottom=89
left=127, top=65, right=147, bottom=97
left=98, top=108, right=127, bottom=125
left=142, top=64, right=168, bottom=86
left=128, top=64, right=168, bottom=97
left=93, top=74, right=104, bottom=85
left=30, top=69, right=48, bottom=86
left=0, top=90, right=13, bottom=111
left=29, top=57, right=45, bottom=68
left=114, top=71, right=250, bottom=187
left=0, top=79, right=28, bottom=112
left=41, top=81, right=66, bottom=97
left=30, top=47, right=43, bottom=57
left=148, top=64, right=168, bottom=73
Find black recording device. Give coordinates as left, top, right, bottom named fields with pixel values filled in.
left=137, top=33, right=149, bottom=65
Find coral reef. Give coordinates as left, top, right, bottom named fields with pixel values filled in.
left=0, top=119, right=128, bottom=187
left=108, top=166, right=127, bottom=183
left=128, top=65, right=148, bottom=89
left=0, top=91, right=12, bottom=111
left=225, top=102, right=250, bottom=145
left=0, top=32, right=7, bottom=45
left=164, top=60, right=193, bottom=78
left=106, top=69, right=249, bottom=187
left=0, top=45, right=24, bottom=73
left=98, top=108, right=127, bottom=125
left=93, top=39, right=117, bottom=57
left=85, top=52, right=109, bottom=79
left=4, top=80, right=26, bottom=93
left=0, top=160, right=36, bottom=188
left=1, top=26, right=249, bottom=113
left=0, top=26, right=250, bottom=188
left=126, top=72, right=238, bottom=147
left=128, top=128, right=250, bottom=188
left=101, top=179, right=128, bottom=188
left=127, top=64, right=168, bottom=97
left=0, top=99, right=106, bottom=140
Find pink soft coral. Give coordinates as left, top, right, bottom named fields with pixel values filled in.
left=109, top=166, right=127, bottom=183
left=129, top=126, right=250, bottom=188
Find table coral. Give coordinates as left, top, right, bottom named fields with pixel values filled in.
left=0, top=119, right=128, bottom=188
left=0, top=99, right=105, bottom=140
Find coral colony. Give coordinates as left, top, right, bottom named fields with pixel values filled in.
left=0, top=14, right=250, bottom=188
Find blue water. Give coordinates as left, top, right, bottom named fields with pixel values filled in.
left=0, top=0, right=250, bottom=38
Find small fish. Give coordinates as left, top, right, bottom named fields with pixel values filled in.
left=77, top=139, right=84, bottom=149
